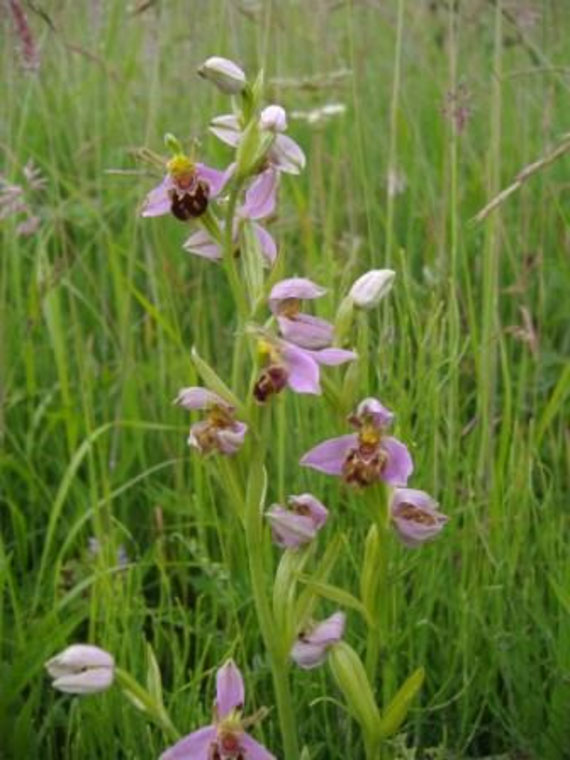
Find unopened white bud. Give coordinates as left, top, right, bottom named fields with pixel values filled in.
left=260, top=105, right=287, bottom=132
left=45, top=645, right=115, bottom=694
left=197, top=57, right=247, bottom=95
left=349, top=269, right=396, bottom=309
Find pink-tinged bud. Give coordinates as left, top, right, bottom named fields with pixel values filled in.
left=45, top=645, right=114, bottom=694
left=197, top=56, right=247, bottom=94
left=349, top=269, right=396, bottom=309
left=260, top=105, right=287, bottom=133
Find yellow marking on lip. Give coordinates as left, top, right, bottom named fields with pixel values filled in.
left=257, top=338, right=280, bottom=363
left=166, top=154, right=194, bottom=181
left=359, top=425, right=380, bottom=447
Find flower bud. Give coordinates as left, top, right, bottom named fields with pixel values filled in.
left=197, top=56, right=247, bottom=94
left=164, top=133, right=183, bottom=155
left=45, top=645, right=115, bottom=694
left=260, top=105, right=287, bottom=132
left=328, top=642, right=380, bottom=738
left=349, top=269, right=396, bottom=310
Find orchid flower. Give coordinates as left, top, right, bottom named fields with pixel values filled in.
left=175, top=387, right=247, bottom=455
left=184, top=168, right=278, bottom=264
left=390, top=488, right=448, bottom=547
left=300, top=397, right=413, bottom=486
left=141, top=153, right=230, bottom=221
left=266, top=493, right=328, bottom=549
left=268, top=277, right=334, bottom=350
left=210, top=105, right=306, bottom=175
left=253, top=334, right=356, bottom=402
left=291, top=612, right=345, bottom=669
left=45, top=645, right=115, bottom=694
left=160, top=660, right=274, bottom=760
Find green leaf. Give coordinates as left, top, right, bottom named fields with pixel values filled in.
left=241, top=221, right=265, bottom=306
left=145, top=642, right=163, bottom=707
left=328, top=642, right=381, bottom=737
left=273, top=546, right=313, bottom=653
left=378, top=667, right=425, bottom=738
left=294, top=533, right=343, bottom=628
left=298, top=576, right=373, bottom=627
left=191, top=346, right=248, bottom=419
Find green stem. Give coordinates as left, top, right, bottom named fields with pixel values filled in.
left=363, top=485, right=390, bottom=689
left=222, top=179, right=252, bottom=395
left=115, top=668, right=179, bottom=742
left=244, top=440, right=299, bottom=760
left=223, top=180, right=249, bottom=323
left=365, top=734, right=382, bottom=760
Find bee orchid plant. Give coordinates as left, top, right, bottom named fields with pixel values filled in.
left=45, top=56, right=447, bottom=760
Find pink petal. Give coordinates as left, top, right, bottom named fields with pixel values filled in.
left=141, top=176, right=173, bottom=217
left=280, top=342, right=321, bottom=394
left=216, top=660, right=245, bottom=718
left=269, top=134, right=306, bottom=174
left=269, top=278, right=326, bottom=309
left=251, top=222, right=277, bottom=265
left=290, top=612, right=345, bottom=669
left=183, top=228, right=222, bottom=261
left=277, top=314, right=334, bottom=350
left=380, top=436, right=413, bottom=486
left=300, top=434, right=358, bottom=475
left=46, top=645, right=114, bottom=677
left=240, top=169, right=278, bottom=220
left=306, top=347, right=357, bottom=366
left=306, top=611, right=345, bottom=646
left=51, top=668, right=114, bottom=694
left=217, top=421, right=248, bottom=455
left=391, top=488, right=436, bottom=513
left=174, top=387, right=228, bottom=410
left=260, top=105, right=287, bottom=133
left=290, top=639, right=329, bottom=669
left=289, top=493, right=329, bottom=528
left=209, top=114, right=242, bottom=147
left=240, top=733, right=277, bottom=760
left=195, top=162, right=231, bottom=198
left=391, top=488, right=447, bottom=548
left=266, top=506, right=318, bottom=548
left=354, top=397, right=394, bottom=429
left=159, top=726, right=216, bottom=760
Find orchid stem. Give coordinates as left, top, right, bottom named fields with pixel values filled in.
left=223, top=178, right=251, bottom=395
left=244, top=432, right=299, bottom=760
left=365, top=735, right=382, bottom=760
left=223, top=179, right=249, bottom=323
left=364, top=485, right=390, bottom=690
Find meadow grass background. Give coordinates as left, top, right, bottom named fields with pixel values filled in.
left=1, top=1, right=569, bottom=758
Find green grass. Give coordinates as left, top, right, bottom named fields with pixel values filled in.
left=1, top=1, right=569, bottom=758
